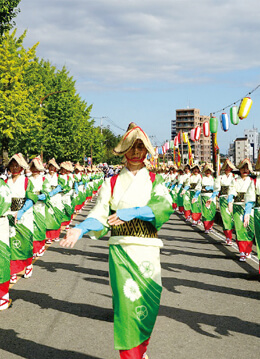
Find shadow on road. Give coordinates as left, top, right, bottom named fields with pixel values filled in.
left=10, top=289, right=113, bottom=322
left=159, top=304, right=260, bottom=339
left=35, top=259, right=109, bottom=277
left=0, top=328, right=102, bottom=359
left=47, top=246, right=109, bottom=262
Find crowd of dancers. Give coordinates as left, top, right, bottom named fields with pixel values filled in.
left=162, top=156, right=260, bottom=269
left=0, top=154, right=104, bottom=311
left=1, top=151, right=260, bottom=314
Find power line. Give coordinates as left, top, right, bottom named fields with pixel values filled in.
left=212, top=84, right=260, bottom=115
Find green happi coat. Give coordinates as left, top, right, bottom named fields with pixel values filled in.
left=86, top=167, right=173, bottom=350
left=45, top=173, right=64, bottom=230
left=214, top=173, right=235, bottom=230
left=7, top=175, right=37, bottom=262
left=59, top=174, right=75, bottom=223
left=201, top=175, right=216, bottom=222
left=177, top=173, right=185, bottom=208
left=228, top=176, right=255, bottom=243
left=250, top=175, right=260, bottom=259
left=188, top=173, right=202, bottom=214
left=0, top=180, right=12, bottom=285
left=182, top=172, right=191, bottom=211
left=30, top=175, right=50, bottom=242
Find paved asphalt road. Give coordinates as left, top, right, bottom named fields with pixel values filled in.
left=0, top=201, right=259, bottom=359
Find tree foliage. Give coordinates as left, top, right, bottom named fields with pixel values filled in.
left=0, top=0, right=21, bottom=36
left=0, top=29, right=121, bottom=165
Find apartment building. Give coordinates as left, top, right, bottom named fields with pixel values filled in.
left=172, top=108, right=211, bottom=163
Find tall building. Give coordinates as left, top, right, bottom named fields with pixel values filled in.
left=228, top=142, right=235, bottom=164
left=172, top=108, right=211, bottom=163
left=244, top=127, right=258, bottom=162
left=234, top=137, right=250, bottom=165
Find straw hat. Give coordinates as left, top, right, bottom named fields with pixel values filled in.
left=74, top=162, right=84, bottom=171
left=202, top=162, right=214, bottom=174
left=8, top=153, right=29, bottom=170
left=30, top=156, right=45, bottom=171
left=237, top=159, right=253, bottom=173
left=60, top=161, right=74, bottom=172
left=191, top=164, right=201, bottom=172
left=255, top=149, right=260, bottom=171
left=171, top=164, right=178, bottom=170
left=220, top=159, right=236, bottom=172
left=48, top=158, right=60, bottom=170
left=177, top=164, right=185, bottom=172
left=113, top=122, right=155, bottom=156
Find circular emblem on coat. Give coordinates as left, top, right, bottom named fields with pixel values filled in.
left=135, top=305, right=148, bottom=321
left=12, top=239, right=21, bottom=248
left=139, top=261, right=154, bottom=278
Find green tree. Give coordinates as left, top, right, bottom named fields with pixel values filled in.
left=101, top=127, right=122, bottom=165
left=0, top=30, right=39, bottom=161
left=0, top=0, right=21, bottom=37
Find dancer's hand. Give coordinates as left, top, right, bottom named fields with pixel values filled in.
left=108, top=212, right=125, bottom=226
left=192, top=198, right=197, bottom=204
left=243, top=214, right=250, bottom=228
left=228, top=202, right=233, bottom=214
left=205, top=199, right=211, bottom=208
left=60, top=228, right=82, bottom=248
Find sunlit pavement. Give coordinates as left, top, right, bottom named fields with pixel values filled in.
left=1, top=203, right=259, bottom=359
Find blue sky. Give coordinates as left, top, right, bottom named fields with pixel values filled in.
left=15, top=0, right=260, bottom=153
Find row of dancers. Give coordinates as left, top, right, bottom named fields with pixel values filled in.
left=0, top=154, right=104, bottom=311
left=163, top=157, right=260, bottom=269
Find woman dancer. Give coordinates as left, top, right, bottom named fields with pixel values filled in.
left=60, top=123, right=173, bottom=359
left=0, top=177, right=12, bottom=310
left=7, top=154, right=37, bottom=283
left=45, top=158, right=63, bottom=244
left=228, top=159, right=255, bottom=261
left=201, top=163, right=216, bottom=233
left=207, top=159, right=236, bottom=244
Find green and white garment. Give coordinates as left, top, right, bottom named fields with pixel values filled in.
left=188, top=174, right=202, bottom=214
left=228, top=176, right=255, bottom=243
left=59, top=174, right=74, bottom=223
left=177, top=173, right=185, bottom=208
left=86, top=167, right=173, bottom=350
left=169, top=173, right=178, bottom=204
left=7, top=175, right=37, bottom=262
left=30, top=175, right=50, bottom=242
left=254, top=175, right=260, bottom=260
left=201, top=175, right=216, bottom=222
left=182, top=173, right=191, bottom=211
left=214, top=173, right=235, bottom=231
left=0, top=180, right=12, bottom=285
left=45, top=173, right=64, bottom=230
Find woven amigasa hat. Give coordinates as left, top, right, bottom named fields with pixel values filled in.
left=8, top=153, right=29, bottom=170
left=171, top=164, right=178, bottom=170
left=60, top=161, right=74, bottom=172
left=30, top=156, right=45, bottom=171
left=220, top=159, right=236, bottom=172
left=255, top=149, right=260, bottom=171
left=237, top=158, right=253, bottom=173
left=191, top=164, right=201, bottom=171
left=202, top=162, right=214, bottom=174
left=177, top=164, right=185, bottom=172
left=74, top=162, right=83, bottom=171
left=48, top=158, right=60, bottom=170
left=113, top=122, right=155, bottom=156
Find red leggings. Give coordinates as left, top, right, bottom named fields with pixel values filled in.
left=119, top=338, right=150, bottom=359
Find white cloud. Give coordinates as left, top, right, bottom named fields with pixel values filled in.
left=16, top=0, right=260, bottom=89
